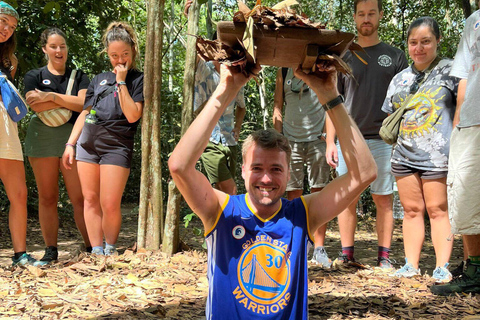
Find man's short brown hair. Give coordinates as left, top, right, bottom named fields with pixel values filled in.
left=242, top=129, right=291, bottom=164
left=354, top=0, right=382, bottom=13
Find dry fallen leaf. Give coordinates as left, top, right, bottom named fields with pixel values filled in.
left=26, top=265, right=46, bottom=278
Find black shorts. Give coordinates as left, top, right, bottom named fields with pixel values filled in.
left=391, top=162, right=447, bottom=180
left=76, top=124, right=134, bottom=168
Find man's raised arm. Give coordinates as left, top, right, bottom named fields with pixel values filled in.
left=294, top=63, right=377, bottom=234
left=168, top=63, right=258, bottom=231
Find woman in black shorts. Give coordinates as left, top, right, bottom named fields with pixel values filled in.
left=24, top=28, right=91, bottom=265
left=63, top=21, right=144, bottom=255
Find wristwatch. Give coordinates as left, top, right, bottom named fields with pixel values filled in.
left=322, top=95, right=344, bottom=111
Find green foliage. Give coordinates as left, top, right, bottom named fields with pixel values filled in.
left=0, top=0, right=147, bottom=216
left=0, top=1, right=476, bottom=223
left=14, top=0, right=147, bottom=81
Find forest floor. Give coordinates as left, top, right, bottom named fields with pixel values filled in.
left=0, top=204, right=478, bottom=319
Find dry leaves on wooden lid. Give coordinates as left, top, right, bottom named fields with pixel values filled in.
left=195, top=36, right=246, bottom=66
left=233, top=0, right=325, bottom=30
left=195, top=36, right=257, bottom=76
left=196, top=0, right=363, bottom=76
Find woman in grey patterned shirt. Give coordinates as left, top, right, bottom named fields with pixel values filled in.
left=382, top=17, right=459, bottom=282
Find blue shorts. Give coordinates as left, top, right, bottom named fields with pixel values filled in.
left=336, top=139, right=394, bottom=195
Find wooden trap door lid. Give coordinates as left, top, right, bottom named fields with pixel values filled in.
left=217, top=21, right=355, bottom=68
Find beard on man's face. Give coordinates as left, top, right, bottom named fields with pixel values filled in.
left=357, top=22, right=379, bottom=37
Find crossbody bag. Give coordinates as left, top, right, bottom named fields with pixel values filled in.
left=37, top=69, right=77, bottom=127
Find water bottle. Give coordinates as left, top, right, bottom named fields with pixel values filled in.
left=85, top=109, right=98, bottom=125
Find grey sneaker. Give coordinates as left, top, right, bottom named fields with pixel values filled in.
left=311, top=247, right=332, bottom=268
left=432, top=263, right=452, bottom=283
left=393, top=258, right=420, bottom=278
left=12, top=253, right=37, bottom=266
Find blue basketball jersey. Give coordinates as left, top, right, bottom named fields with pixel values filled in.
left=204, top=194, right=313, bottom=319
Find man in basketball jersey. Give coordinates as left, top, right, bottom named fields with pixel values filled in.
left=169, top=62, right=377, bottom=319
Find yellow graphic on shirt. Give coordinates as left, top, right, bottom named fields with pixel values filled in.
left=236, top=239, right=291, bottom=307
left=399, top=87, right=444, bottom=138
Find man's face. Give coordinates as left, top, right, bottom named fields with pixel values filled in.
left=242, top=144, right=289, bottom=212
left=354, top=0, right=383, bottom=37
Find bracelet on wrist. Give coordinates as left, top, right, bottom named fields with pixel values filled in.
left=322, top=95, right=344, bottom=111
left=117, top=81, right=127, bottom=86
left=65, top=143, right=75, bottom=148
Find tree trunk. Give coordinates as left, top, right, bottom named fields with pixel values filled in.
left=401, top=0, right=406, bottom=43
left=138, top=0, right=166, bottom=250
left=162, top=0, right=200, bottom=254
left=258, top=71, right=267, bottom=129
left=207, top=0, right=213, bottom=39
left=181, top=0, right=200, bottom=136
left=168, top=0, right=175, bottom=91
left=162, top=180, right=182, bottom=255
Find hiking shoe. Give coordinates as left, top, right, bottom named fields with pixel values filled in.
left=34, top=246, right=58, bottom=267
left=432, top=263, right=452, bottom=283
left=393, top=259, right=420, bottom=278
left=377, top=257, right=395, bottom=269
left=450, top=260, right=468, bottom=278
left=430, top=261, right=480, bottom=296
left=12, top=253, right=37, bottom=266
left=311, top=247, right=332, bottom=268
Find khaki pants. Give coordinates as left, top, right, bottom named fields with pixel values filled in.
left=447, top=126, right=480, bottom=235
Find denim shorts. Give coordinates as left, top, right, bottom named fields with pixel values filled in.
left=336, top=139, right=394, bottom=195
left=286, top=139, right=330, bottom=191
